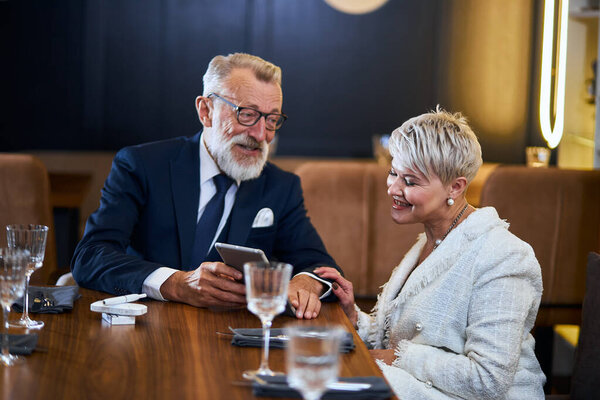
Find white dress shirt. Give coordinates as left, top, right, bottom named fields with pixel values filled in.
left=142, top=135, right=331, bottom=301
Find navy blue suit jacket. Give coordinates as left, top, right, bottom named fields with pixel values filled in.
left=71, top=133, right=339, bottom=295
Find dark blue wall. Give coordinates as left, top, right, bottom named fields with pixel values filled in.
left=2, top=0, right=441, bottom=157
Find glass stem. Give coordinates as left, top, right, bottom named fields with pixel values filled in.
left=2, top=305, right=9, bottom=359
left=259, top=318, right=273, bottom=373
left=22, top=273, right=32, bottom=321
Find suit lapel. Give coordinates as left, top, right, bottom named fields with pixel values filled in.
left=170, top=134, right=201, bottom=268
left=227, top=174, right=267, bottom=246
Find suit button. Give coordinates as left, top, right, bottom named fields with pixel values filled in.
left=425, top=380, right=432, bottom=388
left=415, top=323, right=423, bottom=332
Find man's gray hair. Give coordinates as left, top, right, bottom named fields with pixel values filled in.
left=389, top=106, right=483, bottom=185
left=202, top=53, right=282, bottom=96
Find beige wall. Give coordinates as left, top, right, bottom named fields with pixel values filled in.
left=437, top=0, right=535, bottom=162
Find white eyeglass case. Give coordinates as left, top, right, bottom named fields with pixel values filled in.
left=90, top=300, right=147, bottom=325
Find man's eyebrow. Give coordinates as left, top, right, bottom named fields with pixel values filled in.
left=242, top=103, right=281, bottom=114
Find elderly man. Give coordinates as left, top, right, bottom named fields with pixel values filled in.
left=72, top=53, right=341, bottom=319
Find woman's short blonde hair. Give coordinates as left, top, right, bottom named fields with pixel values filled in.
left=389, top=107, right=483, bottom=185
left=202, top=53, right=282, bottom=96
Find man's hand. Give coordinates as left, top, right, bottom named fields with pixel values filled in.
left=288, top=274, right=324, bottom=320
left=369, top=349, right=397, bottom=366
left=160, top=262, right=246, bottom=308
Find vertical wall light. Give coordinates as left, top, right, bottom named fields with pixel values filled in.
left=539, top=0, right=570, bottom=149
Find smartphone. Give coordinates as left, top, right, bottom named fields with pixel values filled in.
left=215, top=242, right=269, bottom=273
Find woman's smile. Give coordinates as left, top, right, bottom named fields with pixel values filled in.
left=392, top=195, right=412, bottom=209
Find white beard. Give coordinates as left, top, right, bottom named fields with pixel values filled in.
left=204, top=130, right=269, bottom=182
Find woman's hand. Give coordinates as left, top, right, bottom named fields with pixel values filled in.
left=314, top=267, right=357, bottom=327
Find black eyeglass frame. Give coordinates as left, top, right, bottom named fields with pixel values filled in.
left=207, top=92, right=288, bottom=131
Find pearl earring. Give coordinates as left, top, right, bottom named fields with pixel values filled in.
left=447, top=197, right=454, bottom=206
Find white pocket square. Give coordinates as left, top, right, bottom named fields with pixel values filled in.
left=252, top=208, right=274, bottom=228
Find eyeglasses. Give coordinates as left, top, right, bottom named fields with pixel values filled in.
left=207, top=93, right=287, bottom=131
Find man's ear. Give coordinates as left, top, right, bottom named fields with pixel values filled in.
left=449, top=176, right=468, bottom=198
left=196, top=96, right=212, bottom=128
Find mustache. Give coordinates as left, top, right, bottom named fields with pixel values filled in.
left=231, top=135, right=266, bottom=150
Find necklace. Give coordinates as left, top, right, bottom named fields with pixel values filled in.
left=433, top=203, right=469, bottom=249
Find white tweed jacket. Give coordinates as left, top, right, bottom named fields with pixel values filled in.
left=356, top=207, right=546, bottom=399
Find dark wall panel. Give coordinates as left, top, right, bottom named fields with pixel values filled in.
left=80, top=0, right=248, bottom=149
left=2, top=0, right=84, bottom=150
left=102, top=1, right=164, bottom=146
left=2, top=1, right=252, bottom=151
left=159, top=1, right=248, bottom=143
left=267, top=0, right=439, bottom=157
left=6, top=0, right=525, bottom=162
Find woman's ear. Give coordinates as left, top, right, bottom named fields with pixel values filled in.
left=449, top=176, right=468, bottom=198
left=196, top=96, right=212, bottom=127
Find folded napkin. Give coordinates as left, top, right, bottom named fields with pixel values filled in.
left=7, top=333, right=39, bottom=355
left=12, top=285, right=80, bottom=314
left=230, top=328, right=355, bottom=353
left=252, top=375, right=392, bottom=400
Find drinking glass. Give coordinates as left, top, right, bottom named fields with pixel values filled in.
left=243, top=261, right=292, bottom=379
left=0, top=248, right=30, bottom=366
left=372, top=134, right=392, bottom=166
left=285, top=325, right=345, bottom=400
left=525, top=146, right=550, bottom=167
left=6, top=224, right=48, bottom=329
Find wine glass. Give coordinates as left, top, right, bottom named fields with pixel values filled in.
left=243, top=261, right=292, bottom=379
left=285, top=325, right=345, bottom=400
left=0, top=248, right=30, bottom=366
left=6, top=224, right=48, bottom=329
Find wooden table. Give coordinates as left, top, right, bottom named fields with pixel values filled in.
left=2, top=289, right=394, bottom=400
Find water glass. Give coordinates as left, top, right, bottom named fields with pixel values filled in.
left=0, top=248, right=30, bottom=366
left=6, top=224, right=48, bottom=329
left=243, top=261, right=292, bottom=379
left=525, top=146, right=550, bottom=168
left=285, top=325, right=345, bottom=400
left=372, top=134, right=392, bottom=166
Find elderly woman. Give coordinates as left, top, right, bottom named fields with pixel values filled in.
left=316, top=108, right=546, bottom=399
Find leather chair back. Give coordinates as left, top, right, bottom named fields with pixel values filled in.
left=0, top=154, right=57, bottom=284
left=296, top=161, right=505, bottom=298
left=296, top=161, right=421, bottom=296
left=480, top=166, right=600, bottom=326
left=570, top=252, right=600, bottom=399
